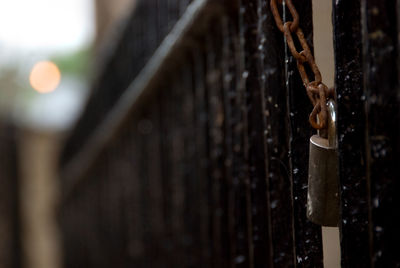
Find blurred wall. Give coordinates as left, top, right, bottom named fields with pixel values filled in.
left=15, top=1, right=138, bottom=268
left=95, top=0, right=137, bottom=48
left=18, top=130, right=62, bottom=268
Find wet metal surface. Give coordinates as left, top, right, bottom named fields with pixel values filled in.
left=59, top=0, right=399, bottom=267
left=334, top=0, right=400, bottom=267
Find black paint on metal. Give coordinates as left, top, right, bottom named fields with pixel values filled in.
left=283, top=0, right=324, bottom=267
left=333, top=0, right=371, bottom=267
left=262, top=1, right=296, bottom=266
left=57, top=0, right=400, bottom=267
left=240, top=0, right=273, bottom=266
left=191, top=46, right=213, bottom=267
left=205, top=24, right=227, bottom=266
left=362, top=0, right=400, bottom=266
left=231, top=3, right=254, bottom=266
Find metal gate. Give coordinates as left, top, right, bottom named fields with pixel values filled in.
left=59, top=0, right=400, bottom=267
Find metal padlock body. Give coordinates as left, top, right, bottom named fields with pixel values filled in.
left=307, top=100, right=339, bottom=227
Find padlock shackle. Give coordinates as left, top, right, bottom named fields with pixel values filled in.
left=327, top=100, right=337, bottom=148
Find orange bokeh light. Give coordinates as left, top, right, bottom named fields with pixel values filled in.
left=29, top=61, right=61, bottom=93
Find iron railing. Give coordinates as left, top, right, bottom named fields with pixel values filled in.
left=59, top=0, right=400, bottom=267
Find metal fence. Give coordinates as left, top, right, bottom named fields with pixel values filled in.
left=59, top=0, right=400, bottom=267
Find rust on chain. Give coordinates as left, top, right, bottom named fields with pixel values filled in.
left=270, top=0, right=335, bottom=130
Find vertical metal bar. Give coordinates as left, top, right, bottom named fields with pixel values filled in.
left=115, top=124, right=144, bottom=266
left=159, top=76, right=176, bottom=268
left=180, top=61, right=199, bottom=267
left=168, top=0, right=180, bottom=31
left=221, top=16, right=238, bottom=268
left=142, top=102, right=165, bottom=265
left=134, top=119, right=153, bottom=265
left=168, top=76, right=186, bottom=267
left=157, top=0, right=169, bottom=41
left=332, top=1, right=371, bottom=267
left=237, top=1, right=255, bottom=266
left=100, top=149, right=121, bottom=267
left=192, top=46, right=213, bottom=267
left=261, top=0, right=296, bottom=266
left=283, top=0, right=323, bottom=266
left=103, top=143, right=124, bottom=266
left=205, top=24, right=226, bottom=266
left=240, top=0, right=273, bottom=267
left=361, top=0, right=400, bottom=266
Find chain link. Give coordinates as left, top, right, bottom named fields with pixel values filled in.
left=270, top=0, right=335, bottom=130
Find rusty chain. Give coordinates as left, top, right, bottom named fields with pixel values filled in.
left=270, top=0, right=335, bottom=130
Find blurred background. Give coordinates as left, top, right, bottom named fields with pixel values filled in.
left=0, top=1, right=136, bottom=267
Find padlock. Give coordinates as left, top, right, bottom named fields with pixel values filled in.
left=306, top=99, right=339, bottom=227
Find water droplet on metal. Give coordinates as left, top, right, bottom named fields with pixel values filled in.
left=373, top=197, right=379, bottom=207
left=234, top=255, right=246, bottom=264
left=297, top=256, right=303, bottom=263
